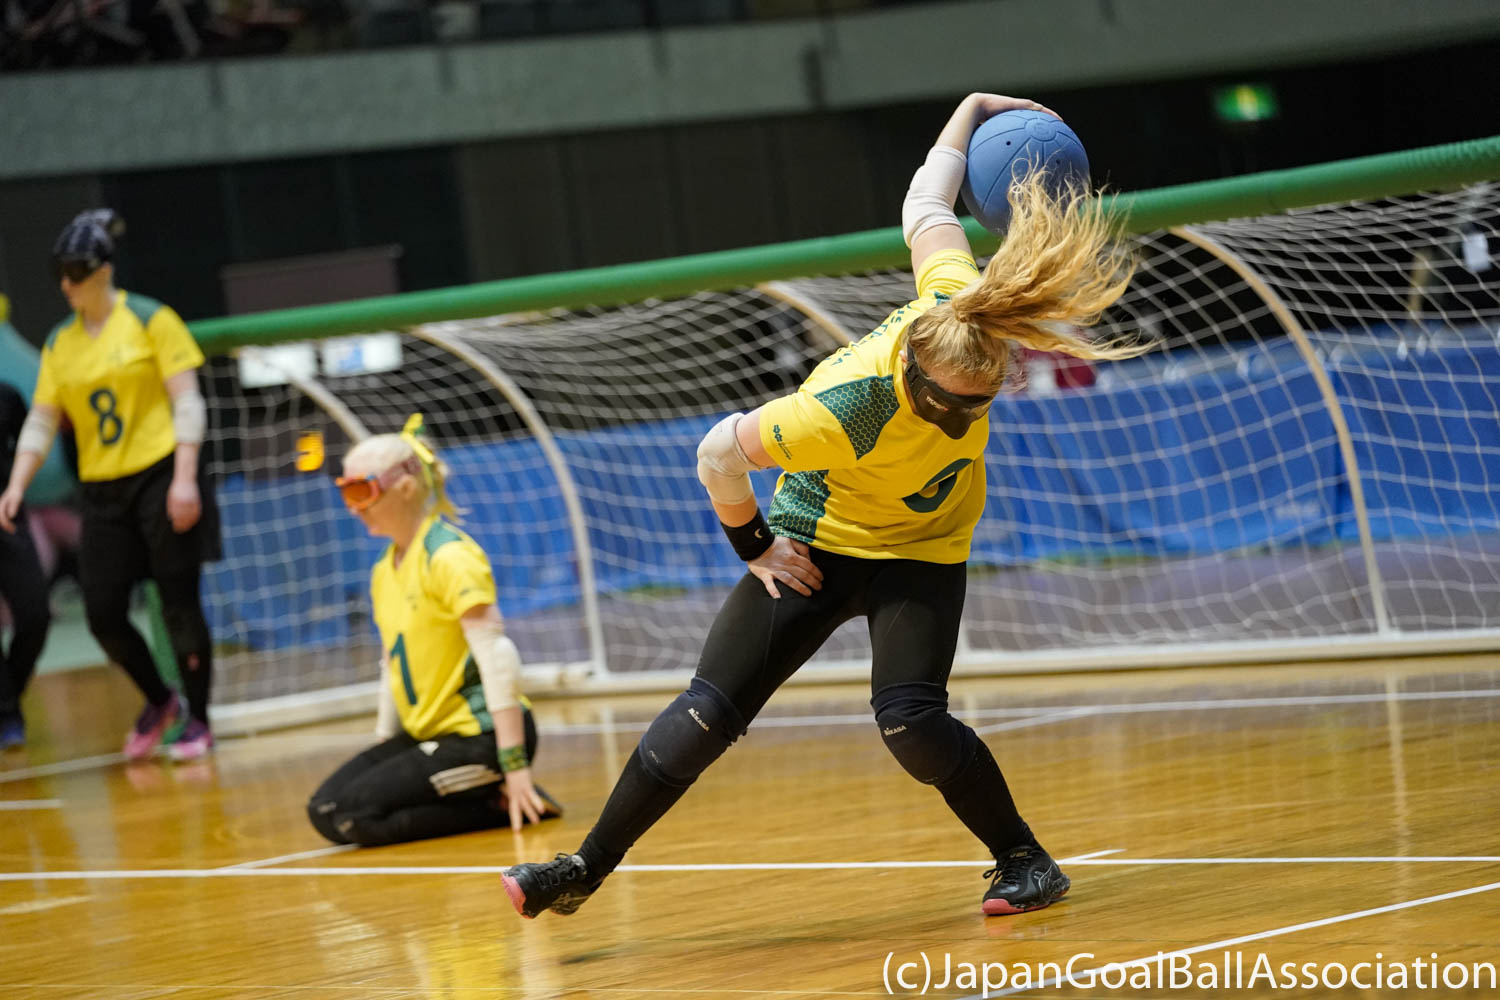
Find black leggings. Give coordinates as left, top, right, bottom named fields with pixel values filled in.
left=696, top=550, right=967, bottom=721
left=79, top=456, right=218, bottom=722
left=579, top=549, right=1033, bottom=876
left=0, top=510, right=51, bottom=718
left=308, top=709, right=539, bottom=847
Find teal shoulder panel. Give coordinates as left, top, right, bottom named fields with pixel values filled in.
left=123, top=292, right=164, bottom=328
left=422, top=518, right=467, bottom=558
left=813, top=375, right=899, bottom=459
left=44, top=318, right=69, bottom=350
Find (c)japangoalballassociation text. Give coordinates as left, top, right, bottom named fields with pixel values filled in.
left=881, top=949, right=1498, bottom=995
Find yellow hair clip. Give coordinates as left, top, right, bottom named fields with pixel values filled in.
left=399, top=413, right=458, bottom=516
left=399, top=412, right=433, bottom=457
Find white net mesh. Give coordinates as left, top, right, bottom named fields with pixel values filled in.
left=204, top=183, right=1500, bottom=718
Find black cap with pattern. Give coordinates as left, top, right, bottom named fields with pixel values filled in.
left=52, top=209, right=126, bottom=267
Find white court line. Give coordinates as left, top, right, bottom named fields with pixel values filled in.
left=0, top=753, right=125, bottom=785
left=4, top=854, right=1500, bottom=881
left=972, top=708, right=1098, bottom=736
left=217, top=844, right=359, bottom=870
left=1063, top=855, right=1500, bottom=864
left=970, top=878, right=1500, bottom=998
left=4, top=687, right=1495, bottom=784
left=548, top=686, right=1500, bottom=736
left=0, top=799, right=61, bottom=810
left=0, top=894, right=93, bottom=916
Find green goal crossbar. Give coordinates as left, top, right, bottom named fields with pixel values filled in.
left=191, top=134, right=1500, bottom=354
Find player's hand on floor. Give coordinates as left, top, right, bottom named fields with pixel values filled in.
left=503, top=767, right=549, bottom=828
left=748, top=536, right=823, bottom=599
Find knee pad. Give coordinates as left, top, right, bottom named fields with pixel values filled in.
left=872, top=681, right=976, bottom=786
left=637, top=677, right=747, bottom=788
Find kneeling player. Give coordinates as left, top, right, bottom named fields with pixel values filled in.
left=308, top=417, right=559, bottom=846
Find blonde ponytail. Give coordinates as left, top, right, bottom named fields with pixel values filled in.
left=908, top=170, right=1152, bottom=390
left=398, top=413, right=463, bottom=521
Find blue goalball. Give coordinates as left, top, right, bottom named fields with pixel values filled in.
left=960, top=108, right=1090, bottom=236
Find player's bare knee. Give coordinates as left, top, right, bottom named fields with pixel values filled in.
left=872, top=682, right=969, bottom=786
left=637, top=677, right=746, bottom=788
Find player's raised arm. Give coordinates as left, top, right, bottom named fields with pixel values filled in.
left=905, top=93, right=1060, bottom=275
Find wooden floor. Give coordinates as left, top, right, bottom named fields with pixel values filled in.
left=2, top=654, right=1498, bottom=999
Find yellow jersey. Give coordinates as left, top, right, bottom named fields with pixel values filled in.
left=34, top=291, right=203, bottom=482
left=759, top=250, right=987, bottom=563
left=371, top=515, right=499, bottom=740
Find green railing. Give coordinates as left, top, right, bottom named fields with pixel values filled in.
left=192, top=134, right=1500, bottom=354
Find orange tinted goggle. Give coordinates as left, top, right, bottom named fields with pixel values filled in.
left=335, top=457, right=420, bottom=511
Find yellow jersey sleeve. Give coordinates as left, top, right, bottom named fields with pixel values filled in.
left=145, top=304, right=204, bottom=379
left=915, top=248, right=981, bottom=299
left=428, top=539, right=498, bottom=620
left=758, top=391, right=859, bottom=474
left=32, top=346, right=59, bottom=409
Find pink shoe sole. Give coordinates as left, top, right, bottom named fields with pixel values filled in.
left=122, top=701, right=182, bottom=761
left=501, top=874, right=533, bottom=919
left=167, top=737, right=214, bottom=762
left=982, top=887, right=1069, bottom=916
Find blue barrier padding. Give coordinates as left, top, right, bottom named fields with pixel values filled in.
left=204, top=337, right=1500, bottom=651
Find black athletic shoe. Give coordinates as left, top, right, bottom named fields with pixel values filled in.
left=503, top=853, right=599, bottom=919
left=981, top=845, right=1070, bottom=915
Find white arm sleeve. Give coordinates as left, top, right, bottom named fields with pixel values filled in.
left=17, top=407, right=59, bottom=458
left=374, top=666, right=399, bottom=740
left=171, top=387, right=207, bottom=445
left=696, top=412, right=760, bottom=505
left=901, top=145, right=968, bottom=247
left=460, top=615, right=522, bottom=712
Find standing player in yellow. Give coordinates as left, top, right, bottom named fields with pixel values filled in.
left=306, top=417, right=559, bottom=846
left=505, top=93, right=1152, bottom=919
left=0, top=210, right=219, bottom=761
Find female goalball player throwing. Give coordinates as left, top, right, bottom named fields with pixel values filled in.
left=505, top=93, right=1149, bottom=917
left=0, top=210, right=219, bottom=761
left=307, top=417, right=560, bottom=845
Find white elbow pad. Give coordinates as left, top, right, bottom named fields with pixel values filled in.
left=902, top=145, right=968, bottom=247
left=462, top=617, right=522, bottom=712
left=696, top=412, right=759, bottom=505
left=172, top=388, right=207, bottom=445
left=374, top=678, right=399, bottom=740
left=17, top=407, right=59, bottom=457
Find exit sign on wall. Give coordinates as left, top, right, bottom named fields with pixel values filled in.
left=1214, top=83, right=1279, bottom=123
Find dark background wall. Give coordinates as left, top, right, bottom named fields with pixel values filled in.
left=3, top=37, right=1498, bottom=346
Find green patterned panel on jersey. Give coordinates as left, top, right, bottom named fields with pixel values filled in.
left=459, top=653, right=494, bottom=733
left=813, top=375, right=899, bottom=459
left=769, top=470, right=831, bottom=543
left=423, top=518, right=465, bottom=557
left=123, top=292, right=164, bottom=327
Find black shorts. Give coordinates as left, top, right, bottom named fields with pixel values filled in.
left=78, top=454, right=222, bottom=589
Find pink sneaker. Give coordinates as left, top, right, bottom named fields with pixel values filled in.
left=166, top=718, right=214, bottom=761
left=122, top=694, right=184, bottom=761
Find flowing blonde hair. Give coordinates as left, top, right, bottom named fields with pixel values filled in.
left=907, top=170, right=1152, bottom=391
left=344, top=414, right=462, bottom=520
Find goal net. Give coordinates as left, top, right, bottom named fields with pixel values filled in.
left=204, top=180, right=1500, bottom=731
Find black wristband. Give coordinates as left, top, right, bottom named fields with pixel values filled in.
left=722, top=509, right=773, bottom=562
